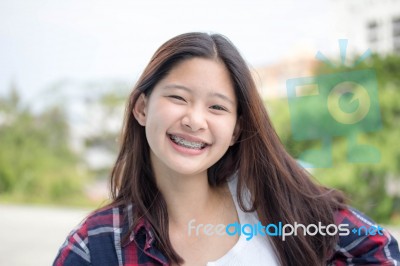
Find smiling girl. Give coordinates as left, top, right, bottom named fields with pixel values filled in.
left=54, top=32, right=400, bottom=266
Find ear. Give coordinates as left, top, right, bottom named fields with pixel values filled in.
left=230, top=116, right=241, bottom=146
left=132, top=93, right=147, bottom=126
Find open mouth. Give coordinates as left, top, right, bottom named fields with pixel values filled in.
left=169, top=134, right=207, bottom=150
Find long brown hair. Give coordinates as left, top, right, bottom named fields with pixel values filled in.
left=110, top=32, right=345, bottom=265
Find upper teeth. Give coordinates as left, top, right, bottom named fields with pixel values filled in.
left=170, top=135, right=206, bottom=150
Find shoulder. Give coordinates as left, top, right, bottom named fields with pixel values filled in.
left=53, top=204, right=128, bottom=266
left=328, top=207, right=400, bottom=265
left=84, top=203, right=127, bottom=231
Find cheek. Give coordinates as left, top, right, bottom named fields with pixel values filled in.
left=146, top=103, right=181, bottom=131
left=211, top=117, right=237, bottom=139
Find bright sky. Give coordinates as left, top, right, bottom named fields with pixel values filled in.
left=0, top=0, right=335, bottom=105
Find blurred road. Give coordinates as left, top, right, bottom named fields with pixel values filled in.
left=0, top=204, right=90, bottom=266
left=1, top=204, right=400, bottom=266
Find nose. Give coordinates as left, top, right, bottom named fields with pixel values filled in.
left=181, top=106, right=208, bottom=132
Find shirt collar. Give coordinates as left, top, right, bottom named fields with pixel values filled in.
left=121, top=204, right=168, bottom=264
left=120, top=203, right=153, bottom=247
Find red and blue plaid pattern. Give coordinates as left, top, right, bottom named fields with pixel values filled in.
left=327, top=207, right=400, bottom=265
left=53, top=204, right=168, bottom=266
left=53, top=204, right=400, bottom=265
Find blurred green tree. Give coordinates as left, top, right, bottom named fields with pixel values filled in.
left=83, top=88, right=127, bottom=181
left=0, top=84, right=91, bottom=205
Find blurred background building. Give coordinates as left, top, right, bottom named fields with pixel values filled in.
left=331, top=0, right=400, bottom=55
left=254, top=0, right=400, bottom=99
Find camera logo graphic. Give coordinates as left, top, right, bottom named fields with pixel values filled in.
left=286, top=40, right=381, bottom=167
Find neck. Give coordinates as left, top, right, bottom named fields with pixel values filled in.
left=157, top=170, right=222, bottom=226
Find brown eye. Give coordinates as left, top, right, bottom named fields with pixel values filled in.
left=210, top=105, right=227, bottom=111
left=168, top=95, right=186, bottom=102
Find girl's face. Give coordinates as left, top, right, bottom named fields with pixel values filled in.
left=134, top=57, right=240, bottom=177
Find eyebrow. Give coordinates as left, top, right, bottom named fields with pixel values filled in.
left=163, top=84, right=235, bottom=105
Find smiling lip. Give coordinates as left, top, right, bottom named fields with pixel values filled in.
left=168, top=133, right=210, bottom=145
left=167, top=133, right=210, bottom=154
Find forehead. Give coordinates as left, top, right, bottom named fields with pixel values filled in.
left=155, top=57, right=236, bottom=102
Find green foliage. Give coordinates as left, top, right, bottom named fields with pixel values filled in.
left=267, top=53, right=400, bottom=224
left=0, top=86, right=92, bottom=206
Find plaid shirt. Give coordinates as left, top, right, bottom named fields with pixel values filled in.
left=53, top=204, right=400, bottom=265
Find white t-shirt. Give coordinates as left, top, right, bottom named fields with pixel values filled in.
left=207, top=176, right=280, bottom=266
